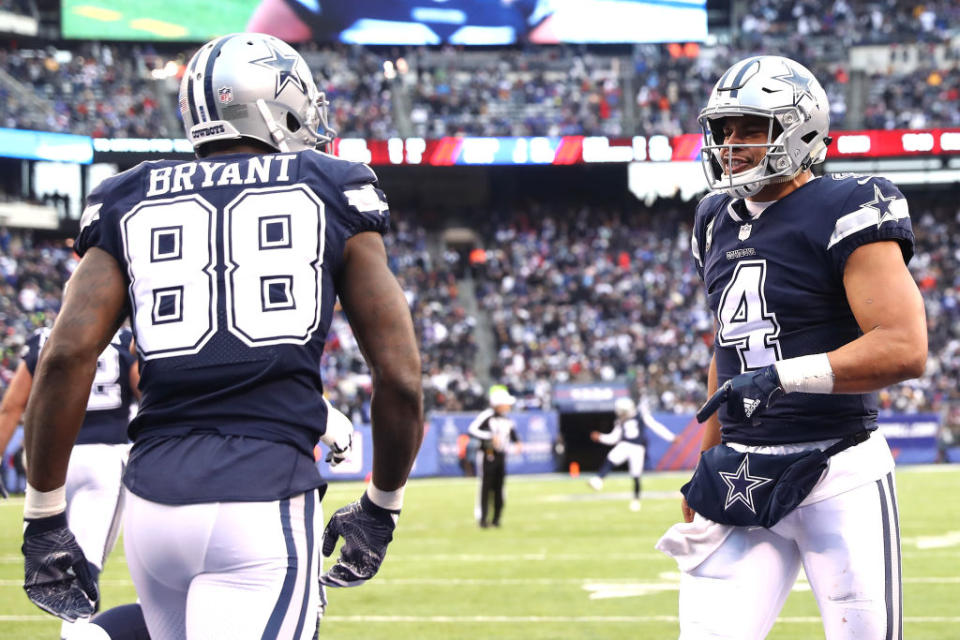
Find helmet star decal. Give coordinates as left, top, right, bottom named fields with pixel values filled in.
left=773, top=63, right=816, bottom=106
left=250, top=42, right=307, bottom=99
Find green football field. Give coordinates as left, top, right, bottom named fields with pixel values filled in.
left=2, top=468, right=958, bottom=639
left=61, top=0, right=259, bottom=41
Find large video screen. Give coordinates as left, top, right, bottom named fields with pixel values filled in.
left=62, top=0, right=707, bottom=45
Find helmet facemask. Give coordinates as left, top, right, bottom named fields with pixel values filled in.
left=699, top=107, right=803, bottom=199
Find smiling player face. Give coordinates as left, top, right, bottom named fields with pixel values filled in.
left=716, top=115, right=774, bottom=176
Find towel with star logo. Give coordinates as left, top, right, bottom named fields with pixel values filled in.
left=681, top=431, right=869, bottom=527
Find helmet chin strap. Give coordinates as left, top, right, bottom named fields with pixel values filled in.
left=256, top=99, right=291, bottom=153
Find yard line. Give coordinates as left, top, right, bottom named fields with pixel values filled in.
left=5, top=613, right=959, bottom=624
left=323, top=615, right=960, bottom=624
left=1, top=575, right=958, bottom=588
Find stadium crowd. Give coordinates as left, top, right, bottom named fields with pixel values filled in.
left=2, top=193, right=957, bottom=420
left=0, top=43, right=173, bottom=138
left=2, top=0, right=958, bottom=139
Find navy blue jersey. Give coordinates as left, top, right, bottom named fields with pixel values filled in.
left=618, top=417, right=647, bottom=447
left=22, top=328, right=136, bottom=445
left=691, top=175, right=914, bottom=445
left=76, top=149, right=389, bottom=503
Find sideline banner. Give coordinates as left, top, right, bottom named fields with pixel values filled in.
left=434, top=411, right=559, bottom=476
left=655, top=413, right=944, bottom=471
left=316, top=412, right=943, bottom=481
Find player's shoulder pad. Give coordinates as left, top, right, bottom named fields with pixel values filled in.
left=301, top=151, right=387, bottom=212
left=692, top=190, right=728, bottom=267
left=80, top=161, right=159, bottom=234
left=825, top=174, right=909, bottom=251
left=20, top=327, right=50, bottom=363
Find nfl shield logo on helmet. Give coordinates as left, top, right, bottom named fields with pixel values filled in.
left=218, top=86, right=234, bottom=104
left=739, top=224, right=752, bottom=241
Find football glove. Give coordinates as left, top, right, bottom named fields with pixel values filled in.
left=320, top=399, right=354, bottom=467
left=320, top=493, right=398, bottom=588
left=697, top=365, right=784, bottom=424
left=22, top=512, right=98, bottom=621
left=0, top=475, right=8, bottom=499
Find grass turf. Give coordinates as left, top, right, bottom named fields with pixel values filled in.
left=1, top=467, right=958, bottom=638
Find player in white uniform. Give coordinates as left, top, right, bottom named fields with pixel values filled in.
left=0, top=327, right=139, bottom=639
left=589, top=397, right=675, bottom=511
left=657, top=56, right=925, bottom=639
left=20, top=33, right=423, bottom=640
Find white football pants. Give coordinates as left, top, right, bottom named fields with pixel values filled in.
left=606, top=442, right=646, bottom=477
left=65, top=443, right=128, bottom=571
left=123, top=489, right=322, bottom=640
left=678, top=463, right=901, bottom=639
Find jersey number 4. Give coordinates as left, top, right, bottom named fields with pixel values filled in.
left=716, top=260, right=782, bottom=371
left=120, top=185, right=326, bottom=360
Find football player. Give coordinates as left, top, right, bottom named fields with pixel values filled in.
left=21, top=33, right=423, bottom=640
left=657, top=55, right=925, bottom=639
left=588, top=397, right=675, bottom=512
left=0, top=326, right=139, bottom=639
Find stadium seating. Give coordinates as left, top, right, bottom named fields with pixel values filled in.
left=2, top=197, right=957, bottom=416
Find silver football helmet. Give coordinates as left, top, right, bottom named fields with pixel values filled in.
left=699, top=56, right=831, bottom=198
left=179, top=33, right=335, bottom=155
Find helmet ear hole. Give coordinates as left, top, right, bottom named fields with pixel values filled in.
left=286, top=112, right=301, bottom=132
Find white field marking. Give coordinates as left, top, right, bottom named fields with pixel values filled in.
left=2, top=549, right=958, bottom=564
left=540, top=490, right=680, bottom=503
left=903, top=465, right=960, bottom=473
left=3, top=614, right=959, bottom=624
left=383, top=552, right=667, bottom=562
left=325, top=615, right=960, bottom=624
left=907, top=530, right=960, bottom=550
left=5, top=575, right=954, bottom=590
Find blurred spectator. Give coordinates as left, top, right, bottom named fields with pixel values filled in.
left=1, top=197, right=958, bottom=422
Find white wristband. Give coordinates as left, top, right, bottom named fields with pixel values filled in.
left=775, top=353, right=835, bottom=395
left=367, top=483, right=405, bottom=512
left=24, top=483, right=67, bottom=520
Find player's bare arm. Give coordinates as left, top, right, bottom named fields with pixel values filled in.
left=0, top=361, right=31, bottom=459
left=24, top=247, right=127, bottom=491
left=337, top=231, right=424, bottom=489
left=828, top=240, right=927, bottom=392
left=321, top=230, right=423, bottom=588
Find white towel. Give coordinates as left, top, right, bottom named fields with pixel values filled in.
left=655, top=515, right=735, bottom=573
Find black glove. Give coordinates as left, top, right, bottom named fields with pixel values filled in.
left=320, top=493, right=398, bottom=588
left=697, top=365, right=784, bottom=423
left=23, top=512, right=98, bottom=621
left=0, top=475, right=8, bottom=499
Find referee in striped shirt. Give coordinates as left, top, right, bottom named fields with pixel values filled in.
left=468, top=388, right=520, bottom=528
